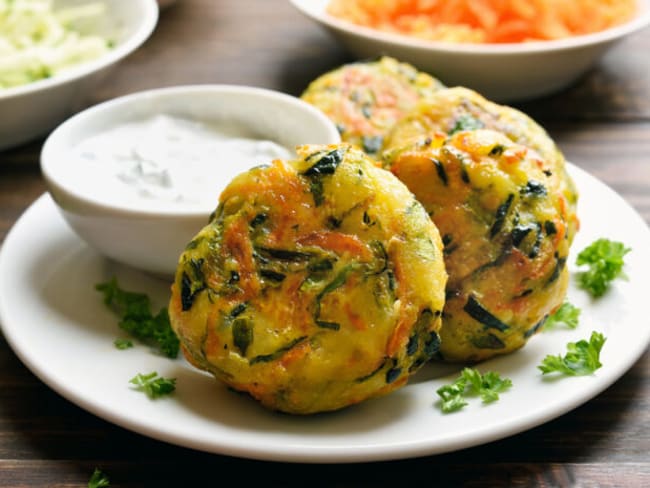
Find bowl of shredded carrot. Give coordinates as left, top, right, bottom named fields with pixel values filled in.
left=290, top=0, right=650, bottom=101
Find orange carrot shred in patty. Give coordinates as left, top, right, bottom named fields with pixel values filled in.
left=327, top=0, right=637, bottom=43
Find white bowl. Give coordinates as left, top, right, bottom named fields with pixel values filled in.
left=41, top=85, right=341, bottom=277
left=0, top=0, right=159, bottom=150
left=290, top=0, right=650, bottom=102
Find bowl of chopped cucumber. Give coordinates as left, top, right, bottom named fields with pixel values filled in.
left=0, top=0, right=159, bottom=150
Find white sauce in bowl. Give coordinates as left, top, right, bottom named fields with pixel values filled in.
left=66, top=114, right=293, bottom=212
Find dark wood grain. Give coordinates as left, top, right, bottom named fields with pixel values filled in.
left=1, top=1, right=649, bottom=486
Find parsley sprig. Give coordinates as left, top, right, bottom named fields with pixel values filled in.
left=436, top=368, right=512, bottom=413
left=113, top=338, right=134, bottom=350
left=576, top=238, right=630, bottom=297
left=544, top=302, right=581, bottom=330
left=129, top=372, right=177, bottom=399
left=88, top=468, right=110, bottom=488
left=96, top=278, right=179, bottom=358
left=538, top=331, right=606, bottom=376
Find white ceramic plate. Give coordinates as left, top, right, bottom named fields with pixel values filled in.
left=290, top=0, right=650, bottom=102
left=1, top=165, right=649, bottom=463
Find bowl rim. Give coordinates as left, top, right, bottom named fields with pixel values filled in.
left=40, top=84, right=342, bottom=219
left=0, top=0, right=159, bottom=101
left=290, top=0, right=650, bottom=55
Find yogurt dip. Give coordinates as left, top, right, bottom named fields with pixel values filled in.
left=67, top=114, right=293, bottom=212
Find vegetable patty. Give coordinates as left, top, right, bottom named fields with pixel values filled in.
left=169, top=144, right=447, bottom=414
left=383, top=129, right=578, bottom=362
left=301, top=57, right=444, bottom=156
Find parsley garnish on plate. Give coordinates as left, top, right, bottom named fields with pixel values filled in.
left=96, top=278, right=179, bottom=358
left=436, top=368, right=512, bottom=413
left=544, top=302, right=581, bottom=330
left=576, top=238, right=630, bottom=297
left=538, top=331, right=606, bottom=376
left=129, top=372, right=176, bottom=399
left=113, top=338, right=134, bottom=350
left=88, top=468, right=110, bottom=488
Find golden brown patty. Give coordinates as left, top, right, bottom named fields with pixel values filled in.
left=383, top=129, right=578, bottom=362
left=169, top=144, right=447, bottom=414
left=301, top=56, right=444, bottom=155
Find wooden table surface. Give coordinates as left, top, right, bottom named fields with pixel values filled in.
left=1, top=1, right=649, bottom=486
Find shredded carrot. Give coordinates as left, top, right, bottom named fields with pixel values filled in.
left=296, top=231, right=373, bottom=261
left=327, top=0, right=637, bottom=43
left=221, top=218, right=260, bottom=299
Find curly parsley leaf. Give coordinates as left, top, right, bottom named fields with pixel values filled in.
left=113, top=338, right=133, bottom=350
left=473, top=370, right=513, bottom=403
left=129, top=372, right=176, bottom=399
left=96, top=278, right=179, bottom=358
left=436, top=378, right=469, bottom=413
left=436, top=368, right=512, bottom=413
left=576, top=238, right=630, bottom=297
left=88, top=468, right=110, bottom=488
left=538, top=331, right=606, bottom=376
left=544, top=302, right=581, bottom=330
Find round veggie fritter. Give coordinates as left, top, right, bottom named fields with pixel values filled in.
left=383, top=129, right=578, bottom=362
left=168, top=143, right=448, bottom=414
left=300, top=56, right=444, bottom=156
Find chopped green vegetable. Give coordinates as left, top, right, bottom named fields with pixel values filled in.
left=448, top=114, right=484, bottom=135
left=249, top=336, right=308, bottom=365
left=312, top=264, right=355, bottom=329
left=318, top=264, right=354, bottom=298
left=361, top=135, right=383, bottom=154
left=180, top=258, right=206, bottom=311
left=520, top=180, right=547, bottom=197
left=315, top=320, right=341, bottom=331
left=255, top=246, right=314, bottom=261
left=489, top=193, right=514, bottom=237
left=463, top=295, right=510, bottom=332
left=576, top=238, right=630, bottom=297
left=129, top=372, right=176, bottom=399
left=308, top=178, right=326, bottom=206
left=259, top=269, right=287, bottom=282
left=232, top=318, right=254, bottom=355
left=436, top=368, right=512, bottom=413
left=302, top=148, right=346, bottom=205
left=511, top=224, right=534, bottom=246
left=470, top=333, right=506, bottom=350
left=0, top=0, right=112, bottom=89
left=385, top=365, right=402, bottom=384
left=538, top=331, right=606, bottom=376
left=302, top=148, right=345, bottom=176
left=249, top=213, right=268, bottom=228
left=229, top=302, right=247, bottom=318
left=544, top=302, right=581, bottom=330
left=354, top=359, right=387, bottom=383
left=113, top=338, right=134, bottom=350
left=96, top=278, right=180, bottom=359
left=88, top=468, right=110, bottom=488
